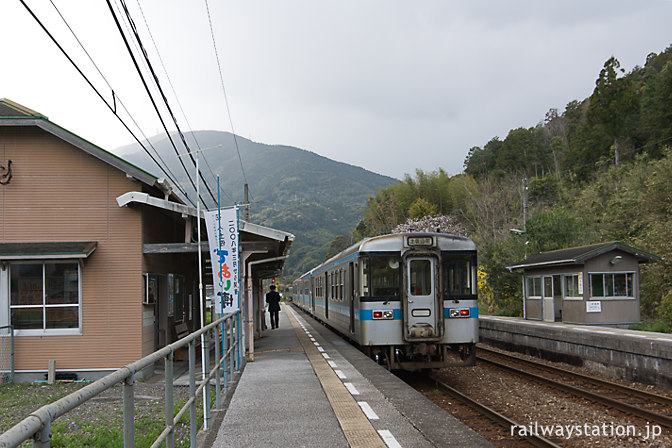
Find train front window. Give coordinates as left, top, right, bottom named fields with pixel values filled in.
left=409, top=259, right=432, bottom=296
left=443, top=256, right=475, bottom=296
left=362, top=256, right=400, bottom=298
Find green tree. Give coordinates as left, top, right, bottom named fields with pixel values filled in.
left=587, top=57, right=639, bottom=168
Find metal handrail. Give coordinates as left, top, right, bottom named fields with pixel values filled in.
left=0, top=312, right=241, bottom=448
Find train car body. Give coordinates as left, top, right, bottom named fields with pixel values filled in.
left=292, top=232, right=478, bottom=370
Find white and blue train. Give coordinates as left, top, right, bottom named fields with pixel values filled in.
left=291, top=232, right=479, bottom=370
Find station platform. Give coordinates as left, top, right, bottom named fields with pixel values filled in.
left=480, top=315, right=672, bottom=389
left=207, top=303, right=492, bottom=447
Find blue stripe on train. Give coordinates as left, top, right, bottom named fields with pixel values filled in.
left=443, top=307, right=479, bottom=318
left=359, top=307, right=479, bottom=320
left=360, top=309, right=402, bottom=320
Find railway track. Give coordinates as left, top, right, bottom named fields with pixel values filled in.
left=477, top=345, right=672, bottom=429
left=425, top=372, right=563, bottom=447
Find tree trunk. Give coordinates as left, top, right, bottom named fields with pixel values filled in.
left=614, top=136, right=620, bottom=168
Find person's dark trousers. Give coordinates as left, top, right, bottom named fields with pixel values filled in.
left=270, top=310, right=279, bottom=329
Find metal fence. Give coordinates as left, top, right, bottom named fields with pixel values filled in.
left=0, top=326, right=13, bottom=384
left=0, top=312, right=241, bottom=448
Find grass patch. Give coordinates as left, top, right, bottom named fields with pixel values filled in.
left=629, top=320, right=672, bottom=334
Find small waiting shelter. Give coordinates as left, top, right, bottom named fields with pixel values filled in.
left=508, top=242, right=661, bottom=325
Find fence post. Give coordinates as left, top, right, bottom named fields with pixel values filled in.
left=123, top=373, right=135, bottom=448
left=204, top=331, right=211, bottom=430
left=32, top=419, right=50, bottom=448
left=222, top=317, right=228, bottom=394
left=214, top=324, right=221, bottom=409
left=189, top=340, right=197, bottom=446
left=165, top=352, right=175, bottom=448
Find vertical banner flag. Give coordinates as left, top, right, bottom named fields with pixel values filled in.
left=204, top=206, right=239, bottom=313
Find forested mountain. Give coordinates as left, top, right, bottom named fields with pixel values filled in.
left=463, top=48, right=672, bottom=179
left=349, top=44, right=672, bottom=328
left=118, top=131, right=396, bottom=278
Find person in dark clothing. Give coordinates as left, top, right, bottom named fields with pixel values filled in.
left=266, top=285, right=281, bottom=329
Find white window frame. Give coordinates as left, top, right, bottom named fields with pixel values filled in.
left=562, top=273, right=584, bottom=300
left=525, top=276, right=543, bottom=299
left=588, top=271, right=636, bottom=300
left=6, top=260, right=83, bottom=336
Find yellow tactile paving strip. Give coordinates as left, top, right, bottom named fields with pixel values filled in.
left=284, top=304, right=387, bottom=448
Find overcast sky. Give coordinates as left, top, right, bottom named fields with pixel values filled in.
left=3, top=1, right=672, bottom=181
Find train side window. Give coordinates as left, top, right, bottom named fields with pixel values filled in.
left=367, top=256, right=400, bottom=298
left=443, top=256, right=473, bottom=295
left=361, top=259, right=370, bottom=296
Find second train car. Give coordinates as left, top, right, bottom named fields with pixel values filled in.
left=292, top=232, right=478, bottom=370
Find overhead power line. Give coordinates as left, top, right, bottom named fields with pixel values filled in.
left=133, top=0, right=235, bottom=206
left=107, top=0, right=219, bottom=207
left=203, top=0, right=251, bottom=199
left=18, top=0, right=193, bottom=204
left=46, top=0, right=185, bottom=197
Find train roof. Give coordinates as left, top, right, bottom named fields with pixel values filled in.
left=294, top=232, right=476, bottom=281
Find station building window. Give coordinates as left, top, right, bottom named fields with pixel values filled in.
left=9, top=261, right=81, bottom=334
left=590, top=273, right=634, bottom=298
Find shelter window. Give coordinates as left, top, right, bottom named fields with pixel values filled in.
left=361, top=256, right=400, bottom=299
left=526, top=277, right=542, bottom=297
left=9, top=261, right=81, bottom=334
left=563, top=274, right=582, bottom=298
left=590, top=273, right=634, bottom=298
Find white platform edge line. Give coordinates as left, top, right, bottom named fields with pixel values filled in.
left=378, top=430, right=402, bottom=448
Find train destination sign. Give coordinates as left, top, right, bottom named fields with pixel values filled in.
left=407, top=236, right=433, bottom=246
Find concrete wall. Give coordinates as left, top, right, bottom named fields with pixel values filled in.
left=480, top=316, right=672, bottom=389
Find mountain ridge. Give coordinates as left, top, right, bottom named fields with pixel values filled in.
left=116, top=130, right=397, bottom=278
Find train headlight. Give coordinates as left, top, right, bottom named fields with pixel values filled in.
left=449, top=308, right=470, bottom=318
left=373, top=310, right=394, bottom=320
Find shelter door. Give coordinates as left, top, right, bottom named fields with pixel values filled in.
left=542, top=276, right=554, bottom=322
left=404, top=257, right=439, bottom=340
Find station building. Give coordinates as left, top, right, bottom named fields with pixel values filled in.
left=508, top=241, right=661, bottom=325
left=0, top=99, right=292, bottom=381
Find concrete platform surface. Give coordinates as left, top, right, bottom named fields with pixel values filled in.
left=209, top=304, right=492, bottom=447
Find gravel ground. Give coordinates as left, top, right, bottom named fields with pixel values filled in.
left=426, top=346, right=672, bottom=447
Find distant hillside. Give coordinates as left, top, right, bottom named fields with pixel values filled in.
left=117, top=131, right=397, bottom=278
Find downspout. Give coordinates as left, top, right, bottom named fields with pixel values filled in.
left=246, top=255, right=289, bottom=361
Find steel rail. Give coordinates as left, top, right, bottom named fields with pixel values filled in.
left=477, top=352, right=672, bottom=428
left=478, top=346, right=672, bottom=408
left=428, top=373, right=563, bottom=448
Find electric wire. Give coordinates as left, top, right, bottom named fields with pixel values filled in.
left=115, top=0, right=219, bottom=208
left=18, top=0, right=193, bottom=205
left=105, top=0, right=209, bottom=207
left=133, top=0, right=235, bottom=206
left=46, top=0, right=184, bottom=198
left=203, top=0, right=252, bottom=204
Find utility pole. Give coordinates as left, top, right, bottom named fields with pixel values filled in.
left=522, top=175, right=528, bottom=233
left=244, top=183, right=250, bottom=221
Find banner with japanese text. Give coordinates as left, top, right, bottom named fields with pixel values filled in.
left=204, top=207, right=239, bottom=313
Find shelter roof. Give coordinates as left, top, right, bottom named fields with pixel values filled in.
left=507, top=241, right=662, bottom=271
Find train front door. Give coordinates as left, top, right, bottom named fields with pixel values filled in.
left=404, top=257, right=439, bottom=340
